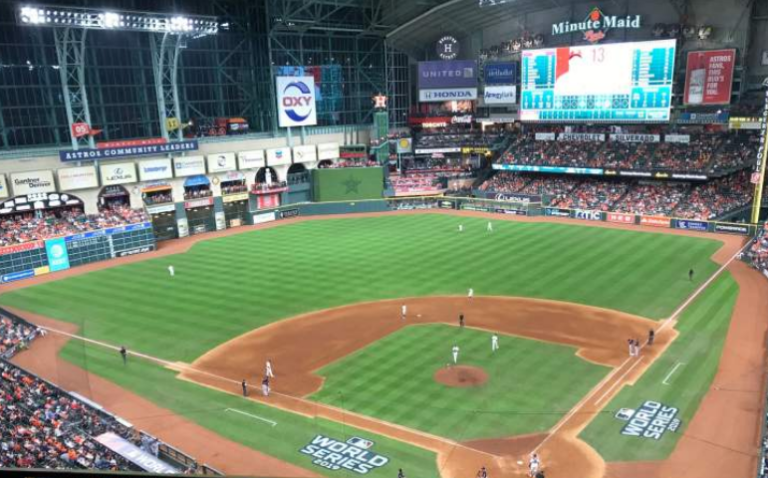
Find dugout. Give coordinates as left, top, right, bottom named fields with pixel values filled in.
left=220, top=172, right=249, bottom=227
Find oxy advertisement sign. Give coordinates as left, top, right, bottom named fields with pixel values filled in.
left=419, top=88, right=478, bottom=102
left=138, top=159, right=173, bottom=182
left=57, top=166, right=98, bottom=191
left=300, top=435, right=389, bottom=474
left=11, top=170, right=56, bottom=195
left=484, top=62, right=518, bottom=85
left=100, top=162, right=137, bottom=186
left=615, top=401, right=681, bottom=440
left=276, top=76, right=317, bottom=128
left=684, top=50, right=736, bottom=105
left=418, top=60, right=476, bottom=89
left=572, top=209, right=602, bottom=221
left=317, top=143, right=340, bottom=160
left=675, top=219, right=708, bottom=232
left=238, top=150, right=265, bottom=170
left=44, top=237, right=70, bottom=273
left=207, top=153, right=237, bottom=173
left=293, top=145, right=318, bottom=163
left=267, top=147, right=292, bottom=166
left=173, top=156, right=206, bottom=177
left=483, top=85, right=517, bottom=105
left=0, top=174, right=7, bottom=199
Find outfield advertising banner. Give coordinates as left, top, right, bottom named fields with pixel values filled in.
left=640, top=216, right=671, bottom=228
left=483, top=85, right=517, bottom=105
left=494, top=208, right=527, bottom=216
left=138, top=159, right=173, bottom=182
left=44, top=237, right=70, bottom=272
left=683, top=49, right=736, bottom=105
left=294, top=145, right=318, bottom=163
left=0, top=174, right=7, bottom=199
left=572, top=209, right=602, bottom=221
left=484, top=62, right=518, bottom=84
left=280, top=208, right=300, bottom=219
left=238, top=150, right=265, bottom=170
left=100, top=162, right=137, bottom=186
left=57, top=165, right=99, bottom=191
left=173, top=156, right=206, bottom=177
left=317, top=143, right=340, bottom=160
left=59, top=140, right=198, bottom=162
left=713, top=223, right=750, bottom=235
left=493, top=164, right=605, bottom=176
left=276, top=76, right=318, bottom=128
left=10, top=170, right=56, bottom=195
left=419, top=88, right=478, bottom=102
left=207, top=153, right=237, bottom=173
left=675, top=219, right=708, bottom=231
left=606, top=212, right=635, bottom=224
left=545, top=208, right=571, bottom=218
left=418, top=60, right=477, bottom=89
left=267, top=147, right=292, bottom=166
left=483, top=192, right=541, bottom=203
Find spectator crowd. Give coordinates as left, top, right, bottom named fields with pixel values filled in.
left=0, top=206, right=149, bottom=248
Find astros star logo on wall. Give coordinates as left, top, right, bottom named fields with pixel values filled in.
left=343, top=176, right=362, bottom=194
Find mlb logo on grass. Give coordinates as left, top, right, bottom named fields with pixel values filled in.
left=300, top=435, right=388, bottom=474
left=347, top=437, right=374, bottom=449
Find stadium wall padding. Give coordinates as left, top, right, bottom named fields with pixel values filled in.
left=311, top=167, right=384, bottom=202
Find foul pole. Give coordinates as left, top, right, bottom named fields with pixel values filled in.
left=751, top=84, right=768, bottom=224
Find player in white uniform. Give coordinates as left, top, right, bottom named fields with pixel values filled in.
left=452, top=345, right=460, bottom=364
left=265, top=359, right=274, bottom=378
left=528, top=453, right=541, bottom=477
left=401, top=304, right=407, bottom=320
left=458, top=224, right=464, bottom=233
left=468, top=288, right=474, bottom=299
left=491, top=334, right=499, bottom=352
left=168, top=265, right=175, bottom=277
left=487, top=221, right=493, bottom=232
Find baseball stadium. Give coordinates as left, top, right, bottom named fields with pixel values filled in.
left=1, top=1, right=768, bottom=478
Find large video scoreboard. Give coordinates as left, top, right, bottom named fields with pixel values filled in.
left=521, top=39, right=676, bottom=122
left=0, top=223, right=156, bottom=283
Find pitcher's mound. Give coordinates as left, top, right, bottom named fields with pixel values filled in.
left=434, top=365, right=488, bottom=388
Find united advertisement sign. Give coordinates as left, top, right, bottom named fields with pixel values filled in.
left=276, top=76, right=318, bottom=128
left=418, top=60, right=477, bottom=89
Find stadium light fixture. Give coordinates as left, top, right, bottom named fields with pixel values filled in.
left=17, top=5, right=219, bottom=36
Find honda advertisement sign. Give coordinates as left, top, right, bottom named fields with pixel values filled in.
left=683, top=50, right=736, bottom=105
left=483, top=85, right=517, bottom=105
left=419, top=88, right=478, bottom=102
left=484, top=62, right=518, bottom=84
left=418, top=60, right=477, bottom=89
left=276, top=76, right=318, bottom=128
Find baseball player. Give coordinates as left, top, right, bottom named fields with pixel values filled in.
left=487, top=221, right=493, bottom=232
left=477, top=466, right=488, bottom=478
left=459, top=313, right=465, bottom=328
left=468, top=288, right=474, bottom=299
left=689, top=268, right=694, bottom=282
left=262, top=376, right=270, bottom=397
left=241, top=379, right=248, bottom=397
left=458, top=224, right=464, bottom=233
left=265, top=359, right=274, bottom=378
left=648, top=329, right=655, bottom=345
left=168, top=265, right=175, bottom=277
left=528, top=453, right=540, bottom=477
left=491, top=334, right=499, bottom=352
left=401, top=304, right=407, bottom=320
left=452, top=345, right=460, bottom=364
left=119, top=346, right=127, bottom=365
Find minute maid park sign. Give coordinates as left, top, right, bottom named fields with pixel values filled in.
left=552, top=7, right=641, bottom=43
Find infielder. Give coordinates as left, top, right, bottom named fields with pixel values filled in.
left=491, top=334, right=499, bottom=352
left=468, top=288, right=474, bottom=299
left=262, top=376, right=270, bottom=396
left=452, top=345, right=460, bottom=364
left=401, top=304, right=407, bottom=320
left=168, top=265, right=175, bottom=277
left=487, top=221, right=493, bottom=232
left=265, top=359, right=274, bottom=378
left=528, top=453, right=541, bottom=477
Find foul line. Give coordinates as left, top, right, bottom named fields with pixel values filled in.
left=225, top=408, right=277, bottom=427
left=532, top=238, right=754, bottom=454
left=662, top=362, right=685, bottom=385
left=594, top=358, right=644, bottom=406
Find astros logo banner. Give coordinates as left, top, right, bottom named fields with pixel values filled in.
left=276, top=76, right=318, bottom=128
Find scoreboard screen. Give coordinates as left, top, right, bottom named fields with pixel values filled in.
left=521, top=40, right=676, bottom=122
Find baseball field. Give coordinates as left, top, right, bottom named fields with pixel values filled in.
left=1, top=211, right=765, bottom=478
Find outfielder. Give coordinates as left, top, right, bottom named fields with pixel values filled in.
left=487, top=221, right=493, bottom=232
left=491, top=334, right=499, bottom=352
left=458, top=224, right=464, bottom=233
left=468, top=288, right=474, bottom=299
left=452, top=345, right=460, bottom=364
left=266, top=359, right=274, bottom=378
left=168, top=265, right=175, bottom=277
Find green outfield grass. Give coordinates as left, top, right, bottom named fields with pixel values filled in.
left=579, top=273, right=738, bottom=460
left=311, top=324, right=609, bottom=440
left=0, top=215, right=721, bottom=363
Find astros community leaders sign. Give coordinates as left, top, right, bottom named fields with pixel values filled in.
left=300, top=435, right=389, bottom=474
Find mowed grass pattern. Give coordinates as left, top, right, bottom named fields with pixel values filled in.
left=579, top=273, right=739, bottom=460
left=0, top=215, right=722, bottom=363
left=311, top=324, right=609, bottom=440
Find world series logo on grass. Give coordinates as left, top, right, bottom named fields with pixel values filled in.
left=300, top=435, right=389, bottom=474
left=615, top=400, right=682, bottom=440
